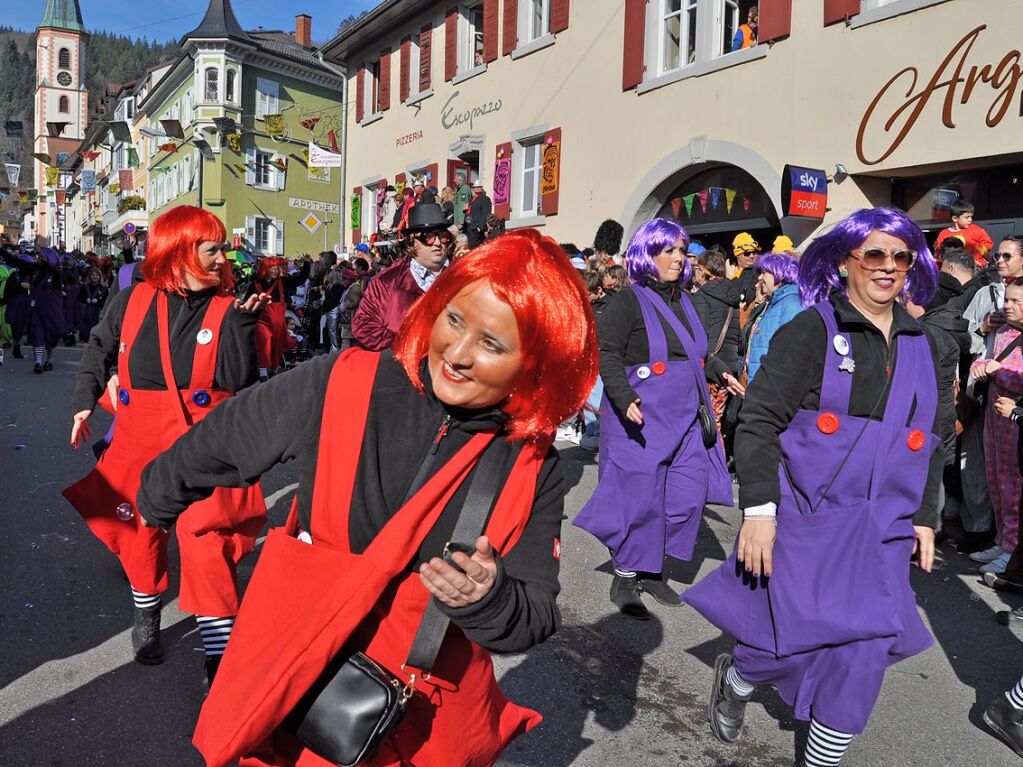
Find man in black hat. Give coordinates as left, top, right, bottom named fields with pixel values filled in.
left=351, top=203, right=453, bottom=351
left=466, top=179, right=493, bottom=249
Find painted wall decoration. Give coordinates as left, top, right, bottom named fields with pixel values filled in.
left=350, top=194, right=361, bottom=230
left=493, top=156, right=511, bottom=207
left=541, top=141, right=561, bottom=196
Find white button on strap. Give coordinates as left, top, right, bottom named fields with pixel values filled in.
left=637, top=366, right=651, bottom=380
left=196, top=328, right=214, bottom=345
left=832, top=334, right=850, bottom=356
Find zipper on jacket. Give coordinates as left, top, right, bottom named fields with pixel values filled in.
left=431, top=413, right=452, bottom=455
left=403, top=414, right=454, bottom=504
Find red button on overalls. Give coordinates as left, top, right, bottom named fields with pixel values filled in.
left=907, top=429, right=926, bottom=451
left=817, top=412, right=840, bottom=434
left=652, top=361, right=667, bottom=376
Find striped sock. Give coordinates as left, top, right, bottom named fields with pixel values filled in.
left=614, top=568, right=637, bottom=578
left=32, top=346, right=44, bottom=364
left=195, top=615, right=236, bottom=657
left=726, top=664, right=755, bottom=699
left=258, top=367, right=268, bottom=378
left=1006, top=676, right=1023, bottom=710
left=804, top=718, right=854, bottom=766
left=131, top=588, right=161, bottom=610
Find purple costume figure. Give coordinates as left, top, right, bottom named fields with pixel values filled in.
left=683, top=208, right=942, bottom=766
left=574, top=218, right=733, bottom=619
left=27, top=248, right=66, bottom=373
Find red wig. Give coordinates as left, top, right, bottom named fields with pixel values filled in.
left=254, top=257, right=288, bottom=282
left=394, top=229, right=599, bottom=442
left=142, top=205, right=232, bottom=295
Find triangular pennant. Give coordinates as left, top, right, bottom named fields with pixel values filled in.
left=725, top=188, right=737, bottom=213
left=683, top=194, right=696, bottom=216
left=670, top=197, right=682, bottom=219
left=710, top=187, right=722, bottom=209
left=299, top=117, right=321, bottom=131
left=697, top=190, right=709, bottom=213
left=234, top=163, right=249, bottom=173
left=743, top=195, right=752, bottom=213
left=327, top=129, right=339, bottom=153
left=32, top=152, right=53, bottom=166
left=271, top=158, right=287, bottom=172
left=127, top=148, right=140, bottom=168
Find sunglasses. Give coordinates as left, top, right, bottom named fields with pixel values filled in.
left=993, top=252, right=1019, bottom=263
left=415, top=231, right=453, bottom=246
left=848, top=247, right=916, bottom=272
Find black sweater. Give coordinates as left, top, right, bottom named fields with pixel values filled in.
left=599, top=282, right=729, bottom=414
left=137, top=352, right=565, bottom=654
left=691, top=278, right=743, bottom=374
left=735, top=292, right=946, bottom=527
left=71, top=285, right=259, bottom=414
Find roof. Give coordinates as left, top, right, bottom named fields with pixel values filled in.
left=321, top=0, right=436, bottom=62
left=247, top=29, right=324, bottom=69
left=181, top=0, right=253, bottom=45
left=39, top=0, right=86, bottom=33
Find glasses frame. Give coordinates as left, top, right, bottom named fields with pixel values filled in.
left=415, top=231, right=454, bottom=246
left=848, top=246, right=917, bottom=273
left=993, top=251, right=1018, bottom=263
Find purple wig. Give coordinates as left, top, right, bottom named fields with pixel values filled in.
left=798, top=207, right=938, bottom=307
left=755, top=252, right=798, bottom=285
left=624, top=218, right=692, bottom=286
left=39, top=247, right=60, bottom=267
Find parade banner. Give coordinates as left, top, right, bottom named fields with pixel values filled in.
left=226, top=132, right=242, bottom=153
left=541, top=141, right=560, bottom=196
left=45, top=167, right=59, bottom=187
left=109, top=183, right=120, bottom=195
left=492, top=156, right=511, bottom=207
left=56, top=152, right=70, bottom=166
left=299, top=117, right=321, bottom=131
left=264, top=114, right=286, bottom=138
left=19, top=191, right=27, bottom=202
left=670, top=197, right=682, bottom=218
left=327, top=129, right=339, bottom=152
left=159, top=143, right=179, bottom=153
left=119, top=169, right=134, bottom=191
left=710, top=187, right=722, bottom=210
left=81, top=169, right=97, bottom=192
left=350, top=195, right=361, bottom=230
left=394, top=181, right=405, bottom=195
left=82, top=150, right=100, bottom=161
left=308, top=141, right=343, bottom=168
left=4, top=163, right=19, bottom=187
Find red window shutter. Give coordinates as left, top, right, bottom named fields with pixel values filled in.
left=379, top=50, right=391, bottom=111
left=396, top=172, right=407, bottom=189
left=824, top=0, right=859, bottom=26
left=352, top=186, right=363, bottom=244
left=419, top=26, right=433, bottom=92
left=622, top=0, right=646, bottom=91
left=356, top=66, right=365, bottom=123
left=540, top=128, right=562, bottom=216
left=426, top=163, right=439, bottom=188
left=445, top=7, right=458, bottom=82
left=484, top=0, right=499, bottom=62
left=552, top=0, right=570, bottom=34
left=399, top=37, right=411, bottom=102
left=494, top=142, right=513, bottom=220
left=758, top=0, right=791, bottom=42
left=503, top=0, right=517, bottom=55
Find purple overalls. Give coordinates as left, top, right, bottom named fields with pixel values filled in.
left=683, top=301, right=937, bottom=734
left=574, top=284, right=732, bottom=573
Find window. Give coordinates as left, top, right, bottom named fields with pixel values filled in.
left=720, top=0, right=740, bottom=56
left=519, top=141, right=543, bottom=216
left=527, top=0, right=550, bottom=42
left=204, top=67, right=219, bottom=101
left=226, top=69, right=236, bottom=103
left=58, top=95, right=69, bottom=113
left=254, top=217, right=272, bottom=252
left=182, top=90, right=192, bottom=124
left=256, top=78, right=279, bottom=118
left=58, top=47, right=71, bottom=69
left=408, top=35, right=422, bottom=97
left=363, top=185, right=380, bottom=236
left=248, top=215, right=284, bottom=255
left=247, top=147, right=285, bottom=190
left=460, top=2, right=486, bottom=73
left=365, top=61, right=381, bottom=114
left=255, top=149, right=273, bottom=187
left=660, top=0, right=698, bottom=74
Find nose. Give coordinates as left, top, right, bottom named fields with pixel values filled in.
left=446, top=330, right=474, bottom=368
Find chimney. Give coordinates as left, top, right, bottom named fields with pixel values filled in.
left=295, top=14, right=312, bottom=47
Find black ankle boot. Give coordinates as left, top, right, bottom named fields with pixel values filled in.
left=610, top=574, right=650, bottom=620
left=11, top=345, right=22, bottom=359
left=205, top=655, right=222, bottom=687
left=132, top=606, right=164, bottom=665
left=984, top=694, right=1023, bottom=757
left=709, top=653, right=751, bottom=744
left=637, top=573, right=682, bottom=606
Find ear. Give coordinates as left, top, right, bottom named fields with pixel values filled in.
left=837, top=257, right=850, bottom=277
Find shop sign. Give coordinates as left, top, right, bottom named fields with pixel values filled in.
left=396, top=131, right=424, bottom=148
left=857, top=25, right=1023, bottom=165
left=288, top=197, right=340, bottom=214
left=441, top=91, right=502, bottom=131
left=781, top=165, right=828, bottom=219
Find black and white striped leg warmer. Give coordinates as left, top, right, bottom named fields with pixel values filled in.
left=195, top=615, right=236, bottom=657
left=131, top=588, right=161, bottom=610
left=726, top=664, right=755, bottom=698
left=1007, top=676, right=1023, bottom=710
left=32, top=346, right=44, bottom=364
left=804, top=718, right=854, bottom=766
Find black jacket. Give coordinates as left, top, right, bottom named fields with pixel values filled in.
left=735, top=292, right=946, bottom=527
left=691, top=278, right=743, bottom=375
left=137, top=352, right=564, bottom=654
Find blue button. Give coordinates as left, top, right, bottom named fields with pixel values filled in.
left=118, top=389, right=130, bottom=406
left=192, top=390, right=211, bottom=407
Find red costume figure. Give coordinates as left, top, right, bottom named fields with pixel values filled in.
left=137, top=230, right=598, bottom=766
left=64, top=205, right=268, bottom=680
left=250, top=256, right=311, bottom=376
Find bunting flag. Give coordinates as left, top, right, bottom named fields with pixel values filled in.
left=264, top=114, right=285, bottom=138
left=153, top=166, right=172, bottom=175
left=45, top=167, right=59, bottom=187
left=743, top=195, right=752, bottom=213
left=56, top=189, right=67, bottom=205
left=159, top=143, right=179, bottom=153
left=697, top=190, right=709, bottom=213
left=299, top=117, right=321, bottom=131
left=226, top=132, right=242, bottom=153
left=119, top=169, right=134, bottom=190
left=28, top=189, right=37, bottom=201
left=327, top=129, right=339, bottom=153
left=725, top=188, right=737, bottom=213
left=109, top=183, right=120, bottom=195
left=710, top=187, right=723, bottom=210
left=81, top=169, right=97, bottom=192
left=19, top=191, right=27, bottom=202
left=683, top=193, right=696, bottom=217
left=32, top=152, right=53, bottom=166
left=233, top=163, right=249, bottom=173
left=670, top=196, right=682, bottom=218
left=82, top=150, right=101, bottom=161
left=4, top=163, right=19, bottom=186
left=270, top=157, right=287, bottom=172
left=127, top=148, right=140, bottom=168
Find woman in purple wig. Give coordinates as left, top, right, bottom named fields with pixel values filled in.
left=743, top=252, right=802, bottom=384
left=574, top=218, right=739, bottom=619
left=684, top=208, right=943, bottom=766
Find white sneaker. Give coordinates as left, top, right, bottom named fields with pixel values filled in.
left=970, top=545, right=1006, bottom=563
left=980, top=552, right=1012, bottom=574
left=555, top=424, right=581, bottom=444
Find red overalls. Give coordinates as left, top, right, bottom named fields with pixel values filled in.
left=256, top=278, right=295, bottom=370
left=63, top=284, right=268, bottom=617
left=193, top=349, right=546, bottom=767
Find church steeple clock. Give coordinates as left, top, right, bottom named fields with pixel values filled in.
left=33, top=0, right=88, bottom=245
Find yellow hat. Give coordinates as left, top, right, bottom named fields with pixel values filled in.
left=772, top=235, right=795, bottom=254
left=732, top=232, right=758, bottom=256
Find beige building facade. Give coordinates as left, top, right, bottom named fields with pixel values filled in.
left=325, top=0, right=1023, bottom=251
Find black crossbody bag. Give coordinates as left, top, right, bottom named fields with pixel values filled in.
left=282, top=437, right=511, bottom=767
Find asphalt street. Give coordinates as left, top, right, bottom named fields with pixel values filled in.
left=1, top=346, right=1021, bottom=766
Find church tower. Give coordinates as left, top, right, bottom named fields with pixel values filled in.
left=34, top=0, right=88, bottom=244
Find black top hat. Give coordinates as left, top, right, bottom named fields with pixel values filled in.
left=406, top=202, right=449, bottom=233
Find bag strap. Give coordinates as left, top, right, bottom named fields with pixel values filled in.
left=995, top=331, right=1023, bottom=363
left=713, top=307, right=733, bottom=356
left=403, top=436, right=512, bottom=676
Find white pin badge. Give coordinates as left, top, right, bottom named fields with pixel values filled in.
left=118, top=341, right=126, bottom=353
left=832, top=334, right=850, bottom=356
left=196, top=328, right=214, bottom=345
left=839, top=356, right=856, bottom=374
left=637, top=366, right=651, bottom=380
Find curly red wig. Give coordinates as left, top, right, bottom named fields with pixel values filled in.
left=142, top=206, right=232, bottom=294
left=394, top=229, right=598, bottom=442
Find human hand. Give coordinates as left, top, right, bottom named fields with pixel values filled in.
left=419, top=536, right=498, bottom=607
left=722, top=373, right=746, bottom=396
left=995, top=396, right=1017, bottom=418
left=234, top=292, right=270, bottom=313
left=982, top=311, right=1006, bottom=334
left=625, top=399, right=643, bottom=425
left=737, top=518, right=776, bottom=577
left=70, top=410, right=92, bottom=448
left=725, top=261, right=737, bottom=279
left=106, top=374, right=120, bottom=412
left=913, top=526, right=935, bottom=572
left=986, top=359, right=1003, bottom=377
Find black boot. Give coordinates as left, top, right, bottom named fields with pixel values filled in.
left=610, top=574, right=650, bottom=620
left=958, top=529, right=997, bottom=555
left=709, top=653, right=751, bottom=744
left=205, top=654, right=222, bottom=687
left=11, top=345, right=22, bottom=359
left=984, top=694, right=1023, bottom=757
left=131, top=605, right=164, bottom=665
left=637, top=573, right=682, bottom=606
left=32, top=363, right=42, bottom=374
left=42, top=360, right=53, bottom=371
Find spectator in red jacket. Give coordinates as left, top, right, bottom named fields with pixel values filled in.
left=934, top=199, right=994, bottom=268
left=352, top=203, right=452, bottom=351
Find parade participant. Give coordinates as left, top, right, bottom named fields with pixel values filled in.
left=352, top=203, right=452, bottom=351
left=395, top=186, right=416, bottom=234
left=574, top=218, right=737, bottom=619
left=60, top=253, right=82, bottom=346
left=683, top=207, right=942, bottom=767
left=63, top=205, right=269, bottom=681
left=249, top=254, right=311, bottom=379
left=592, top=219, right=625, bottom=269
left=135, top=229, right=597, bottom=767
left=26, top=247, right=66, bottom=373
left=1, top=249, right=33, bottom=358
left=466, top=180, right=493, bottom=248
left=983, top=672, right=1023, bottom=758
left=76, top=266, right=109, bottom=342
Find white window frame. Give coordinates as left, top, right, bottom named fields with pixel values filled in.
left=204, top=66, right=219, bottom=102
left=247, top=147, right=285, bottom=190
left=254, top=216, right=272, bottom=253
left=407, top=34, right=422, bottom=99
left=254, top=148, right=273, bottom=188
left=458, top=2, right=486, bottom=75
left=248, top=215, right=284, bottom=255
left=363, top=184, right=380, bottom=237
left=256, top=77, right=280, bottom=119
left=226, top=68, right=237, bottom=104
left=655, top=0, right=699, bottom=76
left=518, top=141, right=544, bottom=218
left=716, top=0, right=741, bottom=58
left=524, top=0, right=550, bottom=44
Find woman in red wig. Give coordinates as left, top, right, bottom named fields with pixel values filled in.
left=136, top=229, right=597, bottom=767
left=249, top=255, right=311, bottom=379
left=63, top=205, right=269, bottom=684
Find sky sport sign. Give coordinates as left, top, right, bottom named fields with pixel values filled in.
left=781, top=165, right=828, bottom=220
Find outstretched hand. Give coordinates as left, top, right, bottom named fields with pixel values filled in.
left=234, top=292, right=270, bottom=313
left=419, top=535, right=498, bottom=608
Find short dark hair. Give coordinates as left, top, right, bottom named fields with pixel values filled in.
left=561, top=243, right=580, bottom=256
left=353, top=257, right=370, bottom=272
left=699, top=246, right=728, bottom=279
left=594, top=219, right=624, bottom=256
left=1001, top=235, right=1023, bottom=255
left=585, top=271, right=603, bottom=294
left=939, top=243, right=974, bottom=274
left=950, top=199, right=975, bottom=218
